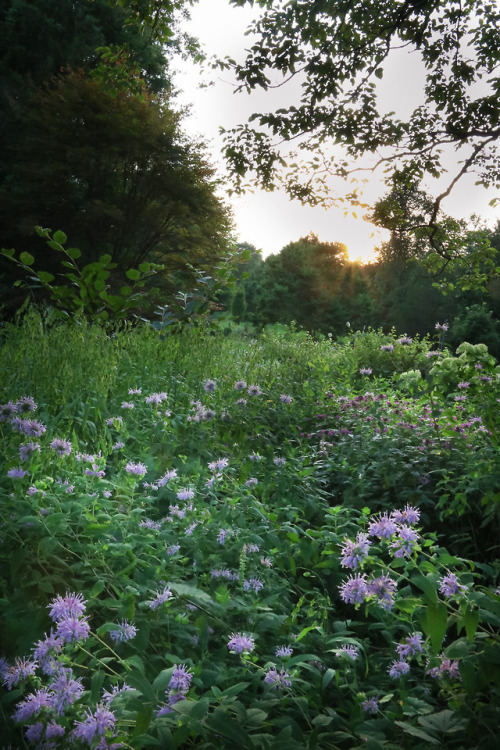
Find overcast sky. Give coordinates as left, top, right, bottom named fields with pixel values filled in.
left=173, top=0, right=499, bottom=261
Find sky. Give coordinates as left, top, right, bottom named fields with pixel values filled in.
left=173, top=0, right=500, bottom=262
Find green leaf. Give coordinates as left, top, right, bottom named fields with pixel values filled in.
left=19, top=251, right=35, bottom=266
left=1, top=248, right=15, bottom=258
left=53, top=230, right=67, bottom=245
left=463, top=607, right=480, bottom=641
left=166, top=582, right=212, bottom=603
left=126, top=268, right=141, bottom=281
left=205, top=710, right=255, bottom=748
left=99, top=253, right=112, bottom=264
left=66, top=247, right=81, bottom=259
left=421, top=601, right=448, bottom=652
left=394, top=721, right=439, bottom=744
left=37, top=271, right=55, bottom=283
left=138, top=262, right=151, bottom=273
left=411, top=574, right=438, bottom=603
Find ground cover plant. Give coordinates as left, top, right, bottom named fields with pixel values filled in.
left=1, top=311, right=500, bottom=749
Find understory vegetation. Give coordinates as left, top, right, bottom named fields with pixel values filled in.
left=1, top=309, right=499, bottom=749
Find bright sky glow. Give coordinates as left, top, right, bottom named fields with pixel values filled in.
left=173, top=0, right=499, bottom=262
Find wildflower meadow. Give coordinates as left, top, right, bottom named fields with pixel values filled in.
left=1, top=310, right=499, bottom=749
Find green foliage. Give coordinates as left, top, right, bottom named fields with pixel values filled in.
left=2, top=227, right=165, bottom=322
left=0, top=314, right=499, bottom=748
left=0, top=68, right=232, bottom=314
left=223, top=0, right=500, bottom=284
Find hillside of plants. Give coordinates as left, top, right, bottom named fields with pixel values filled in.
left=1, top=309, right=499, bottom=749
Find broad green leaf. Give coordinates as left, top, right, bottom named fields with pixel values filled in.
left=464, top=606, right=479, bottom=641
left=53, top=230, right=67, bottom=244
left=126, top=268, right=141, bottom=280
left=394, top=721, right=439, bottom=744
left=19, top=251, right=35, bottom=266
left=37, top=271, right=55, bottom=283
left=66, top=247, right=81, bottom=259
left=421, top=601, right=448, bottom=652
left=1, top=248, right=15, bottom=258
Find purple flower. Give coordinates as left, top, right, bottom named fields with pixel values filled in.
left=227, top=632, right=255, bottom=653
left=359, top=367, right=372, bottom=375
left=49, top=592, right=87, bottom=622
left=234, top=380, right=247, bottom=391
left=107, top=416, right=123, bottom=426
left=263, top=667, right=292, bottom=689
left=390, top=526, right=419, bottom=558
left=139, top=519, right=161, bottom=530
left=128, top=388, right=142, bottom=395
left=246, top=477, right=258, bottom=487
left=46, top=721, right=66, bottom=739
left=439, top=573, right=469, bottom=597
left=50, top=668, right=84, bottom=713
left=7, top=467, right=29, bottom=479
left=11, top=417, right=46, bottom=436
left=276, top=645, right=293, bottom=657
left=397, top=337, right=413, bottom=345
left=439, top=657, right=461, bottom=680
left=19, top=442, right=41, bottom=462
left=243, top=578, right=264, bottom=593
left=203, top=379, right=216, bottom=392
left=273, top=456, right=286, bottom=466
left=73, top=703, right=116, bottom=744
left=249, top=452, right=263, bottom=461
left=427, top=350, right=441, bottom=358
left=169, top=664, right=193, bottom=693
left=339, top=645, right=359, bottom=661
left=391, top=505, right=420, bottom=525
left=280, top=394, right=293, bottom=403
left=166, top=544, right=180, bottom=556
left=177, top=488, right=195, bottom=501
left=56, top=616, right=91, bottom=643
left=13, top=688, right=54, bottom=722
left=366, top=575, right=398, bottom=610
left=368, top=513, right=398, bottom=539
left=339, top=574, right=368, bottom=605
left=0, top=401, right=17, bottom=421
left=157, top=469, right=178, bottom=486
left=121, top=401, right=135, bottom=409
left=110, top=620, right=137, bottom=643
left=147, top=586, right=173, bottom=610
left=25, top=723, right=44, bottom=743
left=457, top=381, right=470, bottom=389
left=50, top=438, right=72, bottom=457
left=340, top=532, right=371, bottom=569
left=388, top=660, right=410, bottom=678
left=208, top=458, right=229, bottom=471
left=247, top=384, right=262, bottom=396
left=435, top=322, right=449, bottom=331
left=3, top=657, right=38, bottom=690
left=101, top=682, right=134, bottom=704
left=217, top=528, right=232, bottom=545
left=15, top=395, right=38, bottom=413
left=125, top=461, right=148, bottom=476
left=362, top=697, right=379, bottom=714
left=32, top=630, right=64, bottom=674
left=145, top=391, right=167, bottom=404
left=380, top=344, right=394, bottom=352
left=396, top=633, right=424, bottom=659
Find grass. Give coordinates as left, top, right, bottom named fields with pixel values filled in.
left=1, top=309, right=499, bottom=749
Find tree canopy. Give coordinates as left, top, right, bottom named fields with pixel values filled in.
left=223, top=0, right=500, bottom=274
left=0, top=0, right=235, bottom=316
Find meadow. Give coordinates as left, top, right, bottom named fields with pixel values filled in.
left=1, top=309, right=499, bottom=749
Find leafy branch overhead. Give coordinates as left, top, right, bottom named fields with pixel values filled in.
left=223, top=0, right=500, bottom=267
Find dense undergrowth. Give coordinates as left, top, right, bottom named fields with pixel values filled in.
left=1, top=309, right=499, bottom=749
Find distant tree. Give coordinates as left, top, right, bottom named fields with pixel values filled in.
left=0, top=69, right=232, bottom=309
left=223, top=0, right=500, bottom=283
